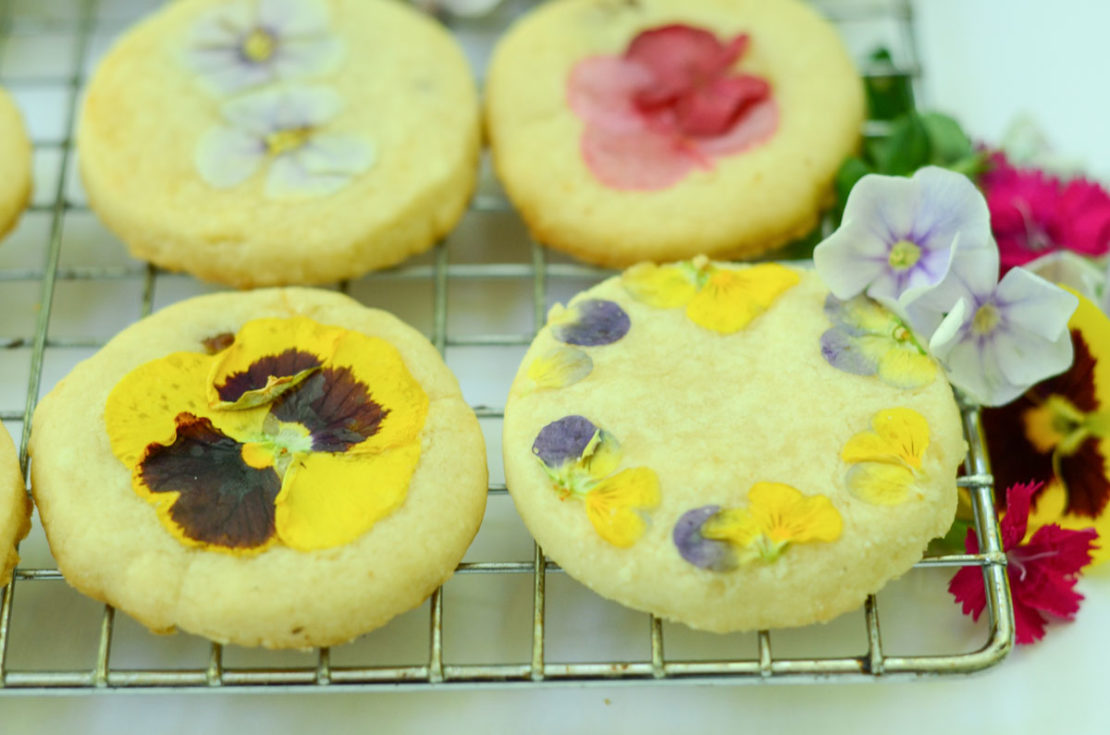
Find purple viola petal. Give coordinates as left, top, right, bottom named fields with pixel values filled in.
left=532, top=415, right=599, bottom=469
left=552, top=299, right=631, bottom=346
left=673, top=506, right=736, bottom=572
left=823, top=294, right=868, bottom=336
left=820, top=328, right=878, bottom=376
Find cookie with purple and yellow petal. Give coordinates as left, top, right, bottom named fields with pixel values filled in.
left=503, top=259, right=966, bottom=632
left=1, top=426, right=32, bottom=588
left=485, top=0, right=864, bottom=266
left=30, top=288, right=487, bottom=648
left=0, top=87, right=32, bottom=242
left=78, top=0, right=479, bottom=287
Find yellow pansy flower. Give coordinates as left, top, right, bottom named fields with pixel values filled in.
left=841, top=408, right=930, bottom=505
left=621, top=257, right=799, bottom=334
left=105, top=317, right=429, bottom=554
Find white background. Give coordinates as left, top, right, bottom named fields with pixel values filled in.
left=3, top=0, right=1109, bottom=732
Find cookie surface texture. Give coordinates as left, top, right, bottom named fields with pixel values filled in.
left=502, top=262, right=964, bottom=632
left=0, top=87, right=32, bottom=242
left=79, top=0, right=480, bottom=287
left=31, top=288, right=487, bottom=648
left=1, top=426, right=32, bottom=588
left=486, top=0, right=864, bottom=266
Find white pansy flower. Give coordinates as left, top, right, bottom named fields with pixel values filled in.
left=186, top=0, right=344, bottom=94
left=195, top=86, right=374, bottom=198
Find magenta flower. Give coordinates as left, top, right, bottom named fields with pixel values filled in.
left=982, top=153, right=1110, bottom=274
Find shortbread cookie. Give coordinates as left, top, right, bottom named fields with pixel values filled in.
left=0, top=87, right=32, bottom=242
left=31, top=288, right=487, bottom=648
left=79, top=0, right=480, bottom=287
left=503, top=260, right=964, bottom=632
left=486, top=0, right=864, bottom=266
left=1, top=426, right=32, bottom=588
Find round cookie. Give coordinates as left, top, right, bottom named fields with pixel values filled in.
left=30, top=288, right=487, bottom=648
left=0, top=87, right=32, bottom=242
left=503, top=261, right=964, bottom=632
left=486, top=0, right=864, bottom=267
left=79, top=0, right=480, bottom=288
left=1, top=426, right=32, bottom=588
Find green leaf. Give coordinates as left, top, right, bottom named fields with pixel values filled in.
left=864, top=48, right=916, bottom=120
left=921, top=112, right=974, bottom=164
left=873, top=113, right=931, bottom=175
left=768, top=225, right=824, bottom=261
left=835, top=156, right=872, bottom=212
left=926, top=517, right=974, bottom=557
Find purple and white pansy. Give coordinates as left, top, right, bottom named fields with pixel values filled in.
left=195, top=85, right=374, bottom=198
left=185, top=0, right=344, bottom=95
left=814, top=166, right=1078, bottom=407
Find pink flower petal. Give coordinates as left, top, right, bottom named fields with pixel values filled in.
left=674, top=74, right=770, bottom=137
left=567, top=55, right=653, bottom=133
left=693, top=97, right=778, bottom=157
left=625, top=25, right=746, bottom=104
left=580, top=125, right=699, bottom=191
left=948, top=562, right=987, bottom=620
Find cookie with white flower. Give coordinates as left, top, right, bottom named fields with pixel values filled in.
left=485, top=0, right=864, bottom=267
left=78, top=0, right=480, bottom=288
left=1, top=427, right=32, bottom=589
left=30, top=288, right=488, bottom=648
left=502, top=260, right=966, bottom=632
left=0, top=87, right=32, bottom=243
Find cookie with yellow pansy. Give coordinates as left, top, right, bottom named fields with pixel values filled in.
left=30, top=288, right=487, bottom=648
left=485, top=0, right=864, bottom=267
left=78, top=0, right=480, bottom=287
left=0, top=87, right=32, bottom=242
left=503, top=259, right=966, bottom=632
left=1, top=426, right=32, bottom=589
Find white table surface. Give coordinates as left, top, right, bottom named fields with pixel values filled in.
left=3, top=0, right=1109, bottom=732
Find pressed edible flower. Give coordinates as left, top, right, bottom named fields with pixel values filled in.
left=841, top=408, right=930, bottom=505
left=185, top=0, right=344, bottom=95
left=674, top=483, right=842, bottom=570
left=532, top=416, right=660, bottom=547
left=195, top=86, right=374, bottom=198
left=105, top=317, right=428, bottom=553
left=526, top=346, right=593, bottom=390
left=547, top=299, right=631, bottom=347
left=415, top=0, right=503, bottom=17
left=622, top=258, right=798, bottom=334
left=813, top=166, right=995, bottom=334
left=981, top=152, right=1110, bottom=274
left=567, top=24, right=777, bottom=190
left=982, top=290, right=1110, bottom=563
left=948, top=481, right=1097, bottom=645
left=820, top=294, right=936, bottom=389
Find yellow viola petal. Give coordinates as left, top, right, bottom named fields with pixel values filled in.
left=875, top=343, right=938, bottom=389
left=583, top=467, right=660, bottom=547
left=685, top=264, right=800, bottom=334
left=842, top=408, right=930, bottom=469
left=846, top=462, right=917, bottom=505
left=207, top=317, right=345, bottom=409
left=106, top=351, right=267, bottom=468
left=324, top=329, right=429, bottom=455
left=841, top=295, right=901, bottom=335
left=700, top=508, right=761, bottom=548
left=274, top=443, right=421, bottom=551
left=580, top=428, right=622, bottom=480
left=1065, top=287, right=1110, bottom=407
left=527, top=346, right=593, bottom=389
left=621, top=262, right=698, bottom=308
left=746, top=482, right=842, bottom=544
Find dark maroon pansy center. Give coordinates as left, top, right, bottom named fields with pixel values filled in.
left=270, top=366, right=388, bottom=452
left=215, top=348, right=322, bottom=403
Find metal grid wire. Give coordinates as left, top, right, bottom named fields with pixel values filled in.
left=0, top=0, right=1012, bottom=692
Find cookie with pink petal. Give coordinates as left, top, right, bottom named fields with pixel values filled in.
left=79, top=0, right=480, bottom=287
left=486, top=0, right=864, bottom=266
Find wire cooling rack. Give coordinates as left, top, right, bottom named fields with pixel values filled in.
left=0, top=0, right=1012, bottom=693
